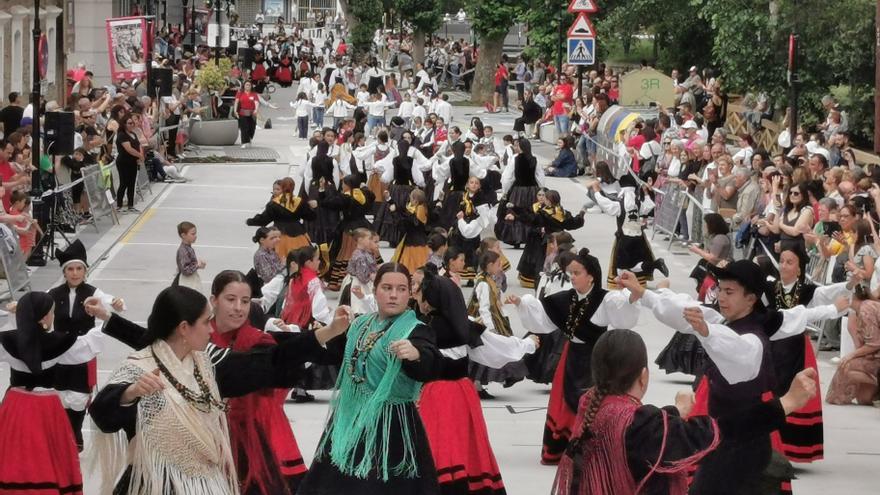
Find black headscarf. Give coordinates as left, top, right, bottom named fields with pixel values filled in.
left=13, top=292, right=70, bottom=374
left=420, top=268, right=482, bottom=348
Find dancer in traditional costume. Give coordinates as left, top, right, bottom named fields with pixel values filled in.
left=373, top=133, right=431, bottom=245
left=589, top=174, right=668, bottom=288
left=297, top=263, right=444, bottom=494
left=302, top=141, right=342, bottom=245
left=496, top=138, right=543, bottom=247
left=526, top=249, right=575, bottom=385
left=413, top=266, right=537, bottom=495
left=552, top=328, right=819, bottom=495
left=339, top=228, right=380, bottom=315
left=325, top=175, right=375, bottom=291
left=389, top=188, right=431, bottom=274
left=247, top=177, right=315, bottom=260
left=363, top=131, right=392, bottom=213
left=509, top=190, right=584, bottom=289
left=507, top=249, right=640, bottom=464
left=618, top=262, right=848, bottom=494
left=45, top=240, right=127, bottom=450
left=433, top=141, right=471, bottom=230
left=89, top=286, right=352, bottom=495
left=448, top=177, right=495, bottom=283
left=766, top=245, right=855, bottom=463
left=0, top=291, right=141, bottom=495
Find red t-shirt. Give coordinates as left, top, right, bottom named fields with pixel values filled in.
left=0, top=161, right=16, bottom=212
left=337, top=42, right=348, bottom=56
left=551, top=83, right=573, bottom=116
left=236, top=91, right=258, bottom=111
left=494, top=65, right=508, bottom=86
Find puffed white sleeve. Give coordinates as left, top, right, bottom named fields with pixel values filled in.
left=698, top=324, right=765, bottom=384
left=474, top=282, right=496, bottom=333
left=639, top=195, right=656, bottom=216
left=593, top=190, right=622, bottom=217
left=260, top=274, right=284, bottom=313
left=535, top=160, right=546, bottom=186
left=809, top=282, right=851, bottom=308
left=457, top=207, right=490, bottom=239
left=469, top=155, right=490, bottom=179
left=92, top=288, right=126, bottom=318
left=377, top=151, right=395, bottom=184
left=308, top=279, right=333, bottom=326
left=352, top=143, right=375, bottom=162
left=770, top=303, right=842, bottom=341
left=592, top=289, right=639, bottom=329
left=516, top=294, right=559, bottom=334
left=637, top=289, right=726, bottom=331
left=55, top=326, right=109, bottom=365
left=501, top=157, right=516, bottom=195
left=332, top=159, right=341, bottom=189
left=409, top=149, right=427, bottom=187
left=432, top=155, right=451, bottom=190
left=468, top=332, right=537, bottom=368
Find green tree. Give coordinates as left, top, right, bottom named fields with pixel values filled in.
left=466, top=0, right=524, bottom=103
left=397, top=0, right=445, bottom=63
left=521, top=0, right=573, bottom=67
left=344, top=0, right=385, bottom=55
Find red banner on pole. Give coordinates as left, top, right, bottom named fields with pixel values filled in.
left=105, top=17, right=149, bottom=83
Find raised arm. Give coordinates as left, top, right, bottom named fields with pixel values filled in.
left=512, top=294, right=560, bottom=335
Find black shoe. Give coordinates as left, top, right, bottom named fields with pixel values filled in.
left=478, top=389, right=495, bottom=400
left=654, top=258, right=669, bottom=278
left=291, top=390, right=315, bottom=403
left=503, top=377, right=523, bottom=388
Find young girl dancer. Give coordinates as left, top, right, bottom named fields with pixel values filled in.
left=449, top=177, right=495, bottom=283
left=325, top=175, right=375, bottom=291
left=302, top=141, right=341, bottom=245
left=247, top=177, right=315, bottom=260
left=389, top=187, right=431, bottom=274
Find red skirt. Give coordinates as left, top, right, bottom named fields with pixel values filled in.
left=771, top=335, right=824, bottom=463
left=542, top=341, right=577, bottom=465
left=0, top=388, right=83, bottom=494
left=419, top=378, right=506, bottom=495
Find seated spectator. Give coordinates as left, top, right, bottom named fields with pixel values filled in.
left=545, top=136, right=577, bottom=177
left=826, top=286, right=880, bottom=405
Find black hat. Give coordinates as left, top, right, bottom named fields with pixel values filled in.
left=57, top=240, right=88, bottom=270
left=619, top=173, right=637, bottom=189
left=708, top=259, right=769, bottom=299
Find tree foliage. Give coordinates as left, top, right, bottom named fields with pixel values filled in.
left=347, top=0, right=384, bottom=54
left=520, top=0, right=573, bottom=64
left=466, top=0, right=526, bottom=102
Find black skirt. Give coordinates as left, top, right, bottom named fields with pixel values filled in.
left=297, top=403, right=440, bottom=495
left=516, top=234, right=545, bottom=288
left=375, top=184, right=414, bottom=245
left=655, top=332, right=710, bottom=380
left=469, top=359, right=529, bottom=386
left=524, top=329, right=565, bottom=384
left=296, top=363, right=340, bottom=391
left=437, top=189, right=464, bottom=231
left=306, top=183, right=341, bottom=245
left=495, top=186, right=537, bottom=246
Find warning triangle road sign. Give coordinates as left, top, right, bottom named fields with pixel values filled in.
left=567, top=13, right=596, bottom=38
left=567, top=0, right=598, bottom=13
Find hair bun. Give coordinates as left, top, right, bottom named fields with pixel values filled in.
left=578, top=247, right=591, bottom=257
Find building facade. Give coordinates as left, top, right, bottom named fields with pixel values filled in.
left=0, top=0, right=66, bottom=103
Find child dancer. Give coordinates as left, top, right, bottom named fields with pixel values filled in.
left=324, top=175, right=374, bottom=290
left=174, top=221, right=206, bottom=291
left=339, top=228, right=379, bottom=315
left=449, top=177, right=494, bottom=284
left=426, top=232, right=448, bottom=270
left=389, top=187, right=431, bottom=274
left=290, top=92, right=313, bottom=139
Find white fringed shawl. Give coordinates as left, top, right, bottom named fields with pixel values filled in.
left=89, top=340, right=239, bottom=495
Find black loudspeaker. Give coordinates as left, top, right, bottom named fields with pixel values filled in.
left=238, top=47, right=254, bottom=69
left=150, top=67, right=173, bottom=97
left=44, top=111, right=75, bottom=155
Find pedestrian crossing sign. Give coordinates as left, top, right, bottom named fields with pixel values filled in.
left=567, top=38, right=595, bottom=65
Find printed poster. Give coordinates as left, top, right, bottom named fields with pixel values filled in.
left=105, top=17, right=148, bottom=82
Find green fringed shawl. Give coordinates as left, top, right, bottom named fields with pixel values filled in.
left=319, top=310, right=425, bottom=481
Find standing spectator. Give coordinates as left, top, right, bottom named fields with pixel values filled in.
left=550, top=75, right=574, bottom=137
left=115, top=113, right=144, bottom=213
left=492, top=59, right=509, bottom=113
left=0, top=93, right=25, bottom=138
left=312, top=83, right=327, bottom=129
left=234, top=81, right=260, bottom=148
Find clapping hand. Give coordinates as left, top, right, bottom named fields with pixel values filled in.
left=111, top=297, right=125, bottom=312
left=83, top=296, right=111, bottom=320
left=682, top=307, right=709, bottom=337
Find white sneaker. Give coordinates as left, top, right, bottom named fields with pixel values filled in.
left=830, top=357, right=841, bottom=364
left=241, top=144, right=247, bottom=149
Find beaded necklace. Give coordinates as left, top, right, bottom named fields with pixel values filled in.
left=151, top=347, right=228, bottom=413
left=564, top=290, right=591, bottom=339
left=774, top=279, right=801, bottom=309
left=348, top=314, right=396, bottom=384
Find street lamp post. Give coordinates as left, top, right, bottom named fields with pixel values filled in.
left=788, top=1, right=800, bottom=141
left=31, top=0, right=42, bottom=199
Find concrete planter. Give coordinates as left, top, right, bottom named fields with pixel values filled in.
left=189, top=119, right=240, bottom=146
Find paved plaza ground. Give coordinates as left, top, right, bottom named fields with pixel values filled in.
left=2, top=88, right=877, bottom=494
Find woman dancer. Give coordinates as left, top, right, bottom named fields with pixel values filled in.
left=390, top=187, right=431, bottom=274
left=297, top=263, right=444, bottom=494
left=374, top=132, right=431, bottom=245
left=510, top=190, right=585, bottom=289
left=414, top=266, right=538, bottom=494
left=590, top=174, right=668, bottom=288
left=302, top=141, right=342, bottom=245
left=553, top=329, right=818, bottom=495
left=325, top=175, right=375, bottom=291
left=449, top=177, right=495, bottom=283
left=767, top=245, right=855, bottom=463
left=496, top=138, right=543, bottom=247
left=434, top=141, right=471, bottom=230
left=89, top=286, right=351, bottom=494
left=247, top=177, right=315, bottom=261
left=0, top=292, right=138, bottom=494
left=507, top=249, right=640, bottom=464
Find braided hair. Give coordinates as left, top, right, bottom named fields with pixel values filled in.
left=570, top=329, right=647, bottom=447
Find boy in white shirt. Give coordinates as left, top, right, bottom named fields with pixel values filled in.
left=290, top=91, right=314, bottom=138
left=412, top=97, right=427, bottom=124
left=397, top=93, right=415, bottom=128
left=356, top=84, right=371, bottom=108
left=312, top=83, right=328, bottom=128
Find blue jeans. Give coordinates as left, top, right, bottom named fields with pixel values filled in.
left=312, top=107, right=325, bottom=128
left=367, top=115, right=385, bottom=135
left=554, top=115, right=570, bottom=136
left=297, top=116, right=309, bottom=138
